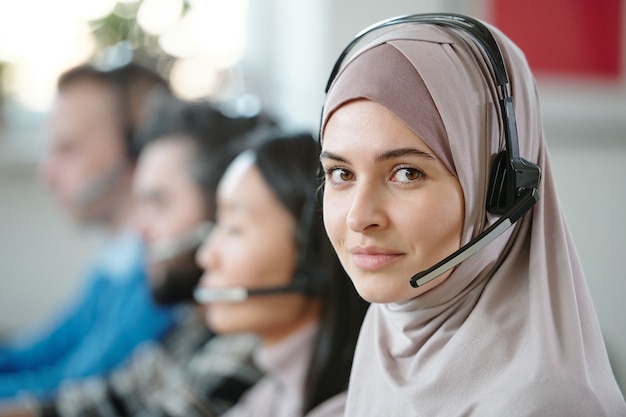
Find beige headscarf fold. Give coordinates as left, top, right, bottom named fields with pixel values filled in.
left=321, top=20, right=626, bottom=416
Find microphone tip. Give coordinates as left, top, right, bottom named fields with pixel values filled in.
left=193, top=286, right=248, bottom=303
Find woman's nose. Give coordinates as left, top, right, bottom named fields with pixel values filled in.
left=195, top=228, right=218, bottom=271
left=345, top=182, right=389, bottom=232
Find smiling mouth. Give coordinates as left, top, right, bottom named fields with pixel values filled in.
left=351, top=253, right=403, bottom=271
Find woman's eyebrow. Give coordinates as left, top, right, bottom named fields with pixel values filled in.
left=320, top=148, right=435, bottom=163
left=376, top=148, right=435, bottom=162
left=320, top=150, right=347, bottom=163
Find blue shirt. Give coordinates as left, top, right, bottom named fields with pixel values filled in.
left=0, top=230, right=176, bottom=400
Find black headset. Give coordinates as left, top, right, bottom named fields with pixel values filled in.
left=323, top=13, right=542, bottom=288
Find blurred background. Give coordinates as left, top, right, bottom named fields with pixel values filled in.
left=0, top=0, right=624, bottom=395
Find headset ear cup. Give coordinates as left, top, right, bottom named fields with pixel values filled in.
left=486, top=151, right=509, bottom=214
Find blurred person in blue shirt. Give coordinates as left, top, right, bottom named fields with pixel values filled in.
left=0, top=63, right=178, bottom=400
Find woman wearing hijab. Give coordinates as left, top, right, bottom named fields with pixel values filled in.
left=195, top=132, right=369, bottom=417
left=319, top=13, right=626, bottom=416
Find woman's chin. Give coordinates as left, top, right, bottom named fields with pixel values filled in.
left=352, top=279, right=406, bottom=304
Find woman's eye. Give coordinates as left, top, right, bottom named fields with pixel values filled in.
left=327, top=168, right=354, bottom=184
left=214, top=220, right=242, bottom=236
left=391, top=167, right=423, bottom=183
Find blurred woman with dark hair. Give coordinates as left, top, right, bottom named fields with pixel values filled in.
left=195, top=132, right=369, bottom=417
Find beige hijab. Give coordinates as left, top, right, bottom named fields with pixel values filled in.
left=321, top=20, right=626, bottom=416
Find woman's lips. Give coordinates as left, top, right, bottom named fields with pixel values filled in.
left=349, top=246, right=403, bottom=270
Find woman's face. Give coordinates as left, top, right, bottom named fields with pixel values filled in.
left=196, top=154, right=320, bottom=345
left=321, top=99, right=465, bottom=304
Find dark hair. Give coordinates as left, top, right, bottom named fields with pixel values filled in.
left=253, top=133, right=369, bottom=414
left=57, top=62, right=171, bottom=160
left=133, top=97, right=276, bottom=218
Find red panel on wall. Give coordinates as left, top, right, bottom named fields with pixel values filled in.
left=491, top=0, right=622, bottom=79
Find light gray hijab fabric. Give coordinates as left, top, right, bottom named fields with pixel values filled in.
left=321, top=21, right=626, bottom=416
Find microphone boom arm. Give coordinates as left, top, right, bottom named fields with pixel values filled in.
left=410, top=188, right=538, bottom=288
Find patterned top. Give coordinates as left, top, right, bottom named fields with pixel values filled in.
left=40, top=306, right=262, bottom=417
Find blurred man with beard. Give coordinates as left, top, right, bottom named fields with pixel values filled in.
left=0, top=98, right=273, bottom=417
